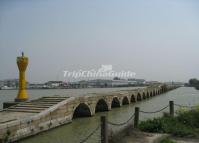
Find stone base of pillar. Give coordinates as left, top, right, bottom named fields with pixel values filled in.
left=15, top=98, right=28, bottom=102
left=3, top=102, right=19, bottom=109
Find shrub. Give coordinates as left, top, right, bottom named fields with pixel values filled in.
left=176, top=107, right=189, bottom=114
left=177, top=110, right=199, bottom=128
left=160, top=138, right=176, bottom=143
left=163, top=122, right=193, bottom=137
left=139, top=116, right=196, bottom=137
left=139, top=118, right=164, bottom=133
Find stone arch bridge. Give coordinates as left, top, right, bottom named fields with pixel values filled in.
left=0, top=85, right=177, bottom=142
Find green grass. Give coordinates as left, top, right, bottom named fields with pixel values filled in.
left=139, top=109, right=199, bottom=137
left=160, top=138, right=176, bottom=143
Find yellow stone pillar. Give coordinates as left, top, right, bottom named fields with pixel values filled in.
left=15, top=52, right=29, bottom=102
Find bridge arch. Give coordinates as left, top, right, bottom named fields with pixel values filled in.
left=150, top=91, right=153, bottom=97
left=146, top=92, right=150, bottom=98
left=137, top=93, right=142, bottom=101
left=131, top=94, right=136, bottom=102
left=161, top=86, right=167, bottom=93
left=122, top=96, right=129, bottom=105
left=162, top=88, right=164, bottom=93
left=95, top=99, right=109, bottom=112
left=73, top=103, right=92, bottom=119
left=111, top=97, right=120, bottom=108
left=142, top=92, right=146, bottom=100
left=153, top=90, right=156, bottom=96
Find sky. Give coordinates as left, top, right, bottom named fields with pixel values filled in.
left=0, top=0, right=199, bottom=83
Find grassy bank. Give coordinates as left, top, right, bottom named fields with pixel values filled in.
left=160, top=137, right=176, bottom=143
left=138, top=107, right=199, bottom=138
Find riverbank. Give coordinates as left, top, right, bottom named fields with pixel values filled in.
left=110, top=129, right=199, bottom=143
left=139, top=106, right=199, bottom=137
left=119, top=105, right=199, bottom=143
left=113, top=106, right=199, bottom=143
left=110, top=129, right=169, bottom=143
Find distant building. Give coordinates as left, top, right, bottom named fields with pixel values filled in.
left=112, top=79, right=128, bottom=87
left=45, top=81, right=64, bottom=88
left=87, top=78, right=146, bottom=88
left=67, top=81, right=87, bottom=88
left=2, top=79, right=19, bottom=89
left=0, top=80, right=3, bottom=88
left=128, top=78, right=146, bottom=86
left=88, top=79, right=112, bottom=88
left=28, top=83, right=47, bottom=89
left=79, top=80, right=88, bottom=88
left=68, top=81, right=80, bottom=88
left=127, top=80, right=137, bottom=86
left=145, top=81, right=161, bottom=86
left=164, top=82, right=184, bottom=87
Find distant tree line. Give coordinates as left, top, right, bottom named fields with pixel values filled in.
left=188, top=78, right=199, bottom=90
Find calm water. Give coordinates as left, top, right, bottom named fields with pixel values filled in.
left=0, top=87, right=199, bottom=143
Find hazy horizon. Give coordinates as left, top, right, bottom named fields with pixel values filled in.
left=0, top=0, right=199, bottom=83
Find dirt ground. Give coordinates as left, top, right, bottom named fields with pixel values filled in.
left=110, top=129, right=168, bottom=143
left=110, top=129, right=199, bottom=143
left=172, top=137, right=199, bottom=143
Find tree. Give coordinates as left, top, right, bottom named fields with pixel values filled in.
left=189, top=78, right=199, bottom=86
left=189, top=78, right=199, bottom=90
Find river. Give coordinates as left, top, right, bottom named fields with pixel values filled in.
left=0, top=87, right=199, bottom=143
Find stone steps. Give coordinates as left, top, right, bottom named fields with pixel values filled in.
left=6, top=109, right=41, bottom=113
left=21, top=103, right=56, bottom=106
left=9, top=106, right=48, bottom=110
left=30, top=101, right=61, bottom=104
left=15, top=104, right=52, bottom=108
left=4, top=96, right=69, bottom=113
left=42, top=96, right=69, bottom=99
left=39, top=99, right=64, bottom=102
left=9, top=106, right=45, bottom=111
